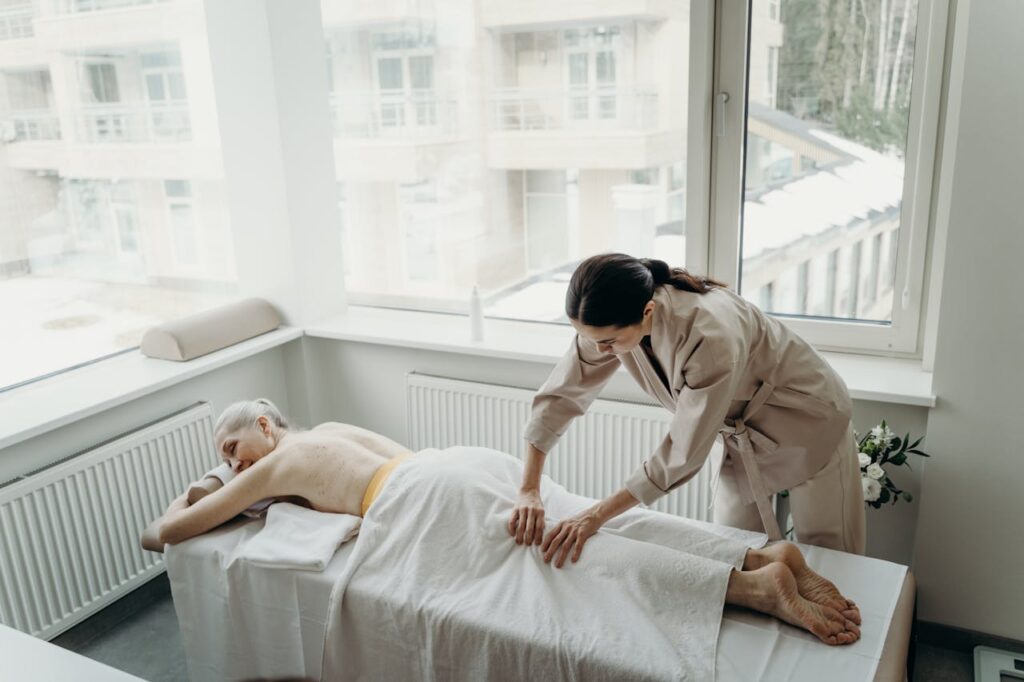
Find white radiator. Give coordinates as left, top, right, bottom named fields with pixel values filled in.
left=406, top=374, right=716, bottom=521
left=0, top=402, right=218, bottom=640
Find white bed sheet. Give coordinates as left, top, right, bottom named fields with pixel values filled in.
left=167, top=514, right=906, bottom=682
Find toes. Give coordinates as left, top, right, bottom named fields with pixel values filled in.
left=844, top=619, right=861, bottom=639
left=842, top=608, right=862, bottom=625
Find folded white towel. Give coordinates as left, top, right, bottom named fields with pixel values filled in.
left=240, top=502, right=361, bottom=571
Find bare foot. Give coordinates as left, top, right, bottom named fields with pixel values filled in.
left=756, top=542, right=861, bottom=625
left=758, top=562, right=860, bottom=645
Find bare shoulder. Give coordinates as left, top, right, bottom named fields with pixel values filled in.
left=312, top=422, right=361, bottom=437
left=310, top=422, right=412, bottom=459
left=312, top=421, right=348, bottom=430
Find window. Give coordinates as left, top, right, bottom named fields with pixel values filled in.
left=0, top=5, right=238, bottom=390
left=322, top=0, right=943, bottom=353
left=715, top=0, right=945, bottom=353
left=141, top=49, right=190, bottom=140
left=321, top=2, right=693, bottom=319
left=1, top=0, right=949, bottom=390
left=165, top=180, right=198, bottom=267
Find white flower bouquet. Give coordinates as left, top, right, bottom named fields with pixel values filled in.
left=855, top=420, right=930, bottom=509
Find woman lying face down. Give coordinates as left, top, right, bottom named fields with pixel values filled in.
left=142, top=399, right=862, bottom=646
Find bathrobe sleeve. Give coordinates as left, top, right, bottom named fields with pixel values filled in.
left=624, top=337, right=746, bottom=506
left=524, top=334, right=621, bottom=454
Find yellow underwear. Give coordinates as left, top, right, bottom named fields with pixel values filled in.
left=360, top=454, right=412, bottom=516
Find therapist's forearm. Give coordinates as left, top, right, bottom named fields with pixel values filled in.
left=594, top=487, right=641, bottom=524
left=520, top=442, right=547, bottom=491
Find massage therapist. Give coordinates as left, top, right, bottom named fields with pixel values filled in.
left=508, top=253, right=865, bottom=567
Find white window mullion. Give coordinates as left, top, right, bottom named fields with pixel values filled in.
left=707, top=0, right=748, bottom=287
left=683, top=1, right=717, bottom=276
left=887, top=0, right=950, bottom=354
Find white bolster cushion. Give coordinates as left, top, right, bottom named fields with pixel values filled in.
left=140, top=297, right=283, bottom=361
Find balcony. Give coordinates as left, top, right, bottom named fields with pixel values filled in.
left=31, top=0, right=200, bottom=51
left=487, top=87, right=680, bottom=169
left=492, top=86, right=657, bottom=131
left=76, top=101, right=190, bottom=143
left=480, top=0, right=683, bottom=30
left=1, top=110, right=60, bottom=141
left=3, top=101, right=210, bottom=177
left=320, top=0, right=435, bottom=27
left=331, top=90, right=458, bottom=139
left=330, top=90, right=463, bottom=182
left=0, top=3, right=33, bottom=40
left=50, top=0, right=172, bottom=13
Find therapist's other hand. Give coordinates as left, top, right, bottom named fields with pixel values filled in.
left=542, top=506, right=603, bottom=568
left=509, top=488, right=545, bottom=545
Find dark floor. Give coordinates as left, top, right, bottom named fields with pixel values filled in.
left=52, top=575, right=188, bottom=682
left=53, top=575, right=978, bottom=681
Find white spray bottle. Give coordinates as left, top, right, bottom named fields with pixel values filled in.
left=470, top=285, right=485, bottom=342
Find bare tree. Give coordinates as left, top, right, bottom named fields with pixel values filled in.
left=873, top=0, right=893, bottom=110
left=858, top=0, right=872, bottom=87
left=842, top=0, right=859, bottom=106
left=887, top=0, right=915, bottom=110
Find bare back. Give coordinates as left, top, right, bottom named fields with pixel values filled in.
left=156, top=422, right=415, bottom=545
left=264, top=423, right=414, bottom=516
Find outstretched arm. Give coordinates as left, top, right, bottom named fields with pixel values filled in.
left=158, top=457, right=279, bottom=545
left=141, top=474, right=228, bottom=553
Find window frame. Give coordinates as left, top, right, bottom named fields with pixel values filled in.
left=704, top=0, right=950, bottom=356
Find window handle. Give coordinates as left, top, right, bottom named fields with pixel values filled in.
left=716, top=92, right=730, bottom=137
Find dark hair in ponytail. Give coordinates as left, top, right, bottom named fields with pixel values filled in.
left=565, top=253, right=727, bottom=328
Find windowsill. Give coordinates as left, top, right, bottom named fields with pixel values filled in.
left=305, top=306, right=937, bottom=408
left=0, top=306, right=935, bottom=454
left=0, top=327, right=303, bottom=452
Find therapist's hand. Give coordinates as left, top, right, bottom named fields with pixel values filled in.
left=509, top=487, right=546, bottom=545
left=541, top=506, right=604, bottom=568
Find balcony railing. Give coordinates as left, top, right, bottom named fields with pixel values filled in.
left=1, top=110, right=61, bottom=141
left=329, top=91, right=458, bottom=140
left=58, top=0, right=172, bottom=14
left=76, top=101, right=190, bottom=143
left=491, top=87, right=658, bottom=132
left=0, top=3, right=33, bottom=39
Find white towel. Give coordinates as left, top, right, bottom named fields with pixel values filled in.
left=322, top=447, right=755, bottom=681
left=240, top=503, right=361, bottom=571
left=200, top=463, right=274, bottom=518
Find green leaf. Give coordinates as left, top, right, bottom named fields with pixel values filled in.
left=890, top=453, right=907, bottom=466
left=879, top=488, right=891, bottom=503
left=909, top=436, right=923, bottom=449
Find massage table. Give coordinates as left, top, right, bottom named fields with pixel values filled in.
left=165, top=514, right=915, bottom=681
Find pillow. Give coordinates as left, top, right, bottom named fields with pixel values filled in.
left=140, top=297, right=283, bottom=361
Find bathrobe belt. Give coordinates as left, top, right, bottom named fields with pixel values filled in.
left=717, top=381, right=784, bottom=541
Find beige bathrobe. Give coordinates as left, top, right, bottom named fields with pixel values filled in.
left=524, top=284, right=853, bottom=539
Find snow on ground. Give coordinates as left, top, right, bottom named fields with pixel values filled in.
left=0, top=275, right=236, bottom=389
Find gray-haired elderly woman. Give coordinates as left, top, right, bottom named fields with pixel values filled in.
left=140, top=398, right=863, bottom=646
